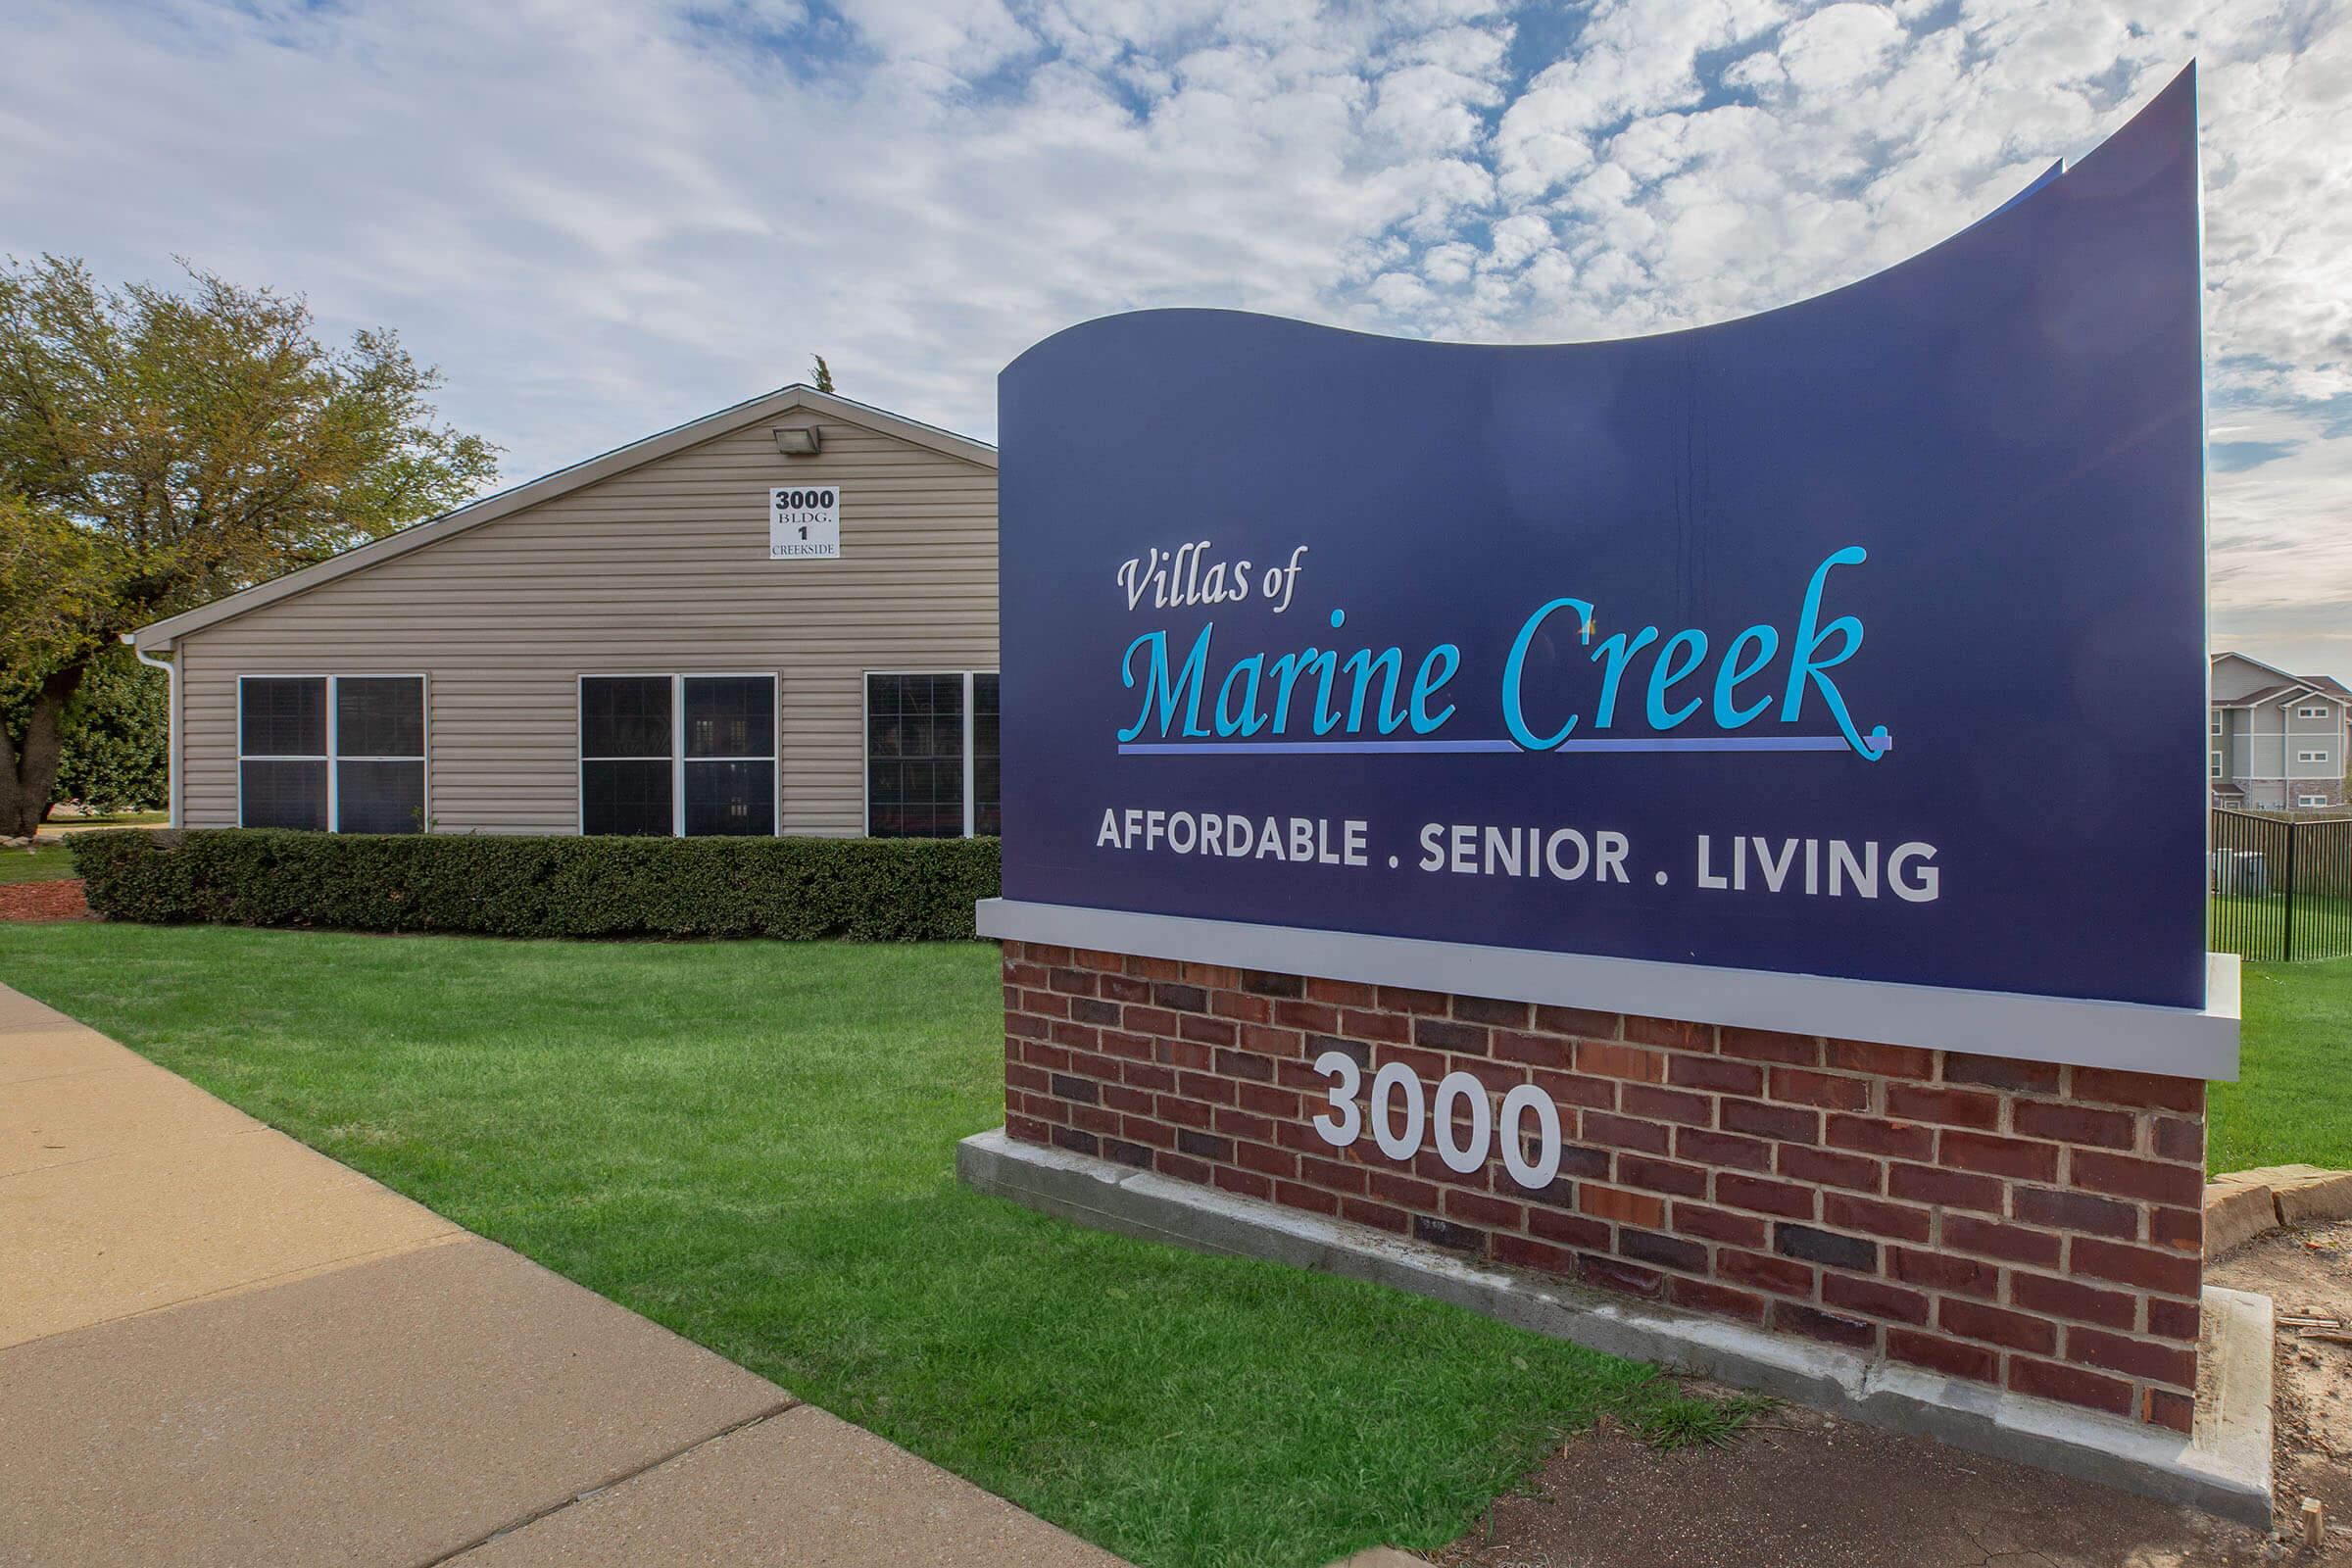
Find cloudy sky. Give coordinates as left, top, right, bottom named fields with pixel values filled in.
left=5, top=0, right=2346, bottom=673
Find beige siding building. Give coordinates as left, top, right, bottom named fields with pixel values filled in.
left=133, top=386, right=1001, bottom=839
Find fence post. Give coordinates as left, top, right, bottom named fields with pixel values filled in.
left=2284, top=818, right=2299, bottom=963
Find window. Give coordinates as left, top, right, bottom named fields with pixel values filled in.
left=581, top=676, right=674, bottom=836
left=580, top=674, right=776, bottom=836
left=2299, top=749, right=2332, bottom=763
left=2211, top=752, right=2223, bottom=778
left=973, top=673, right=1002, bottom=836
left=2299, top=794, right=2328, bottom=808
left=864, top=671, right=999, bottom=837
left=2211, top=712, right=2224, bottom=735
left=239, top=678, right=326, bottom=830
left=2298, top=705, right=2331, bottom=719
left=335, top=678, right=427, bottom=833
left=238, top=675, right=425, bottom=832
left=684, top=676, right=776, bottom=836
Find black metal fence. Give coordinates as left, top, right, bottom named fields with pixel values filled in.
left=2210, top=808, right=2352, bottom=961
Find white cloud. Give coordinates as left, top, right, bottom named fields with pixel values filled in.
left=1483, top=212, right=1552, bottom=270
left=1419, top=241, right=1476, bottom=285
left=0, top=0, right=2345, bottom=668
left=1775, top=3, right=1902, bottom=93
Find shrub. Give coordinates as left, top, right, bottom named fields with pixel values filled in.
left=70, top=829, right=1000, bottom=941
left=52, top=646, right=169, bottom=815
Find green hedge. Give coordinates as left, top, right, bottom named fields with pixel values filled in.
left=69, top=829, right=1000, bottom=941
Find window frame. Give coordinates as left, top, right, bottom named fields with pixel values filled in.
left=2298, top=794, right=2328, bottom=808
left=2210, top=712, right=2224, bottom=735
left=236, top=673, right=429, bottom=833
left=2210, top=752, right=2223, bottom=778
left=861, top=669, right=1000, bottom=839
left=2297, top=705, right=2331, bottom=719
left=576, top=672, right=780, bottom=837
left=2298, top=748, right=2332, bottom=764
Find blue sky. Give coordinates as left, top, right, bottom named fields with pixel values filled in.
left=5, top=0, right=2347, bottom=672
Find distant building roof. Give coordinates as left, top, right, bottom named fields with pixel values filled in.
left=2212, top=653, right=2350, bottom=708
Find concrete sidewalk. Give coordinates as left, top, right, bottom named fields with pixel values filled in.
left=0, top=982, right=1124, bottom=1568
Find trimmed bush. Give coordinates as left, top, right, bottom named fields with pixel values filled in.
left=70, top=829, right=1000, bottom=941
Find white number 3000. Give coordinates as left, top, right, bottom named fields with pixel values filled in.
left=1310, top=1051, right=1563, bottom=1190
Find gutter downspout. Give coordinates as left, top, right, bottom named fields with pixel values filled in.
left=124, top=635, right=179, bottom=827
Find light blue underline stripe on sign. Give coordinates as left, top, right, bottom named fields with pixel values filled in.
left=1114, top=734, right=1891, bottom=757
left=1552, top=736, right=1871, bottom=753
left=1116, top=739, right=1518, bottom=755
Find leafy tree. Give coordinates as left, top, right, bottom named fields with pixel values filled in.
left=0, top=256, right=497, bottom=835
left=811, top=354, right=834, bottom=393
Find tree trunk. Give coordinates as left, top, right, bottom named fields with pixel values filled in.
left=0, top=667, right=83, bottom=839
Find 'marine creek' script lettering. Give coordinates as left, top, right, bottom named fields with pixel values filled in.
left=1116, top=546, right=1888, bottom=760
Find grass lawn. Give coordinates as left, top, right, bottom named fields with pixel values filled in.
left=2208, top=959, right=2352, bottom=1175
left=0, top=843, right=79, bottom=884
left=0, top=924, right=1659, bottom=1568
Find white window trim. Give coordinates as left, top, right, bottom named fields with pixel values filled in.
left=2298, top=749, right=2332, bottom=763
left=577, top=673, right=780, bottom=837
left=2210, top=752, right=2223, bottom=778
left=2297, top=705, right=2332, bottom=719
left=2297, top=794, right=2329, bottom=808
left=237, top=674, right=429, bottom=832
left=2210, top=712, right=2223, bottom=735
left=861, top=669, right=1000, bottom=839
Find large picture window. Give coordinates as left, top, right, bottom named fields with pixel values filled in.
left=865, top=671, right=999, bottom=838
left=239, top=675, right=425, bottom=832
left=580, top=674, right=776, bottom=837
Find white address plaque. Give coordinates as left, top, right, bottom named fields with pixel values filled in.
left=770, top=486, right=841, bottom=561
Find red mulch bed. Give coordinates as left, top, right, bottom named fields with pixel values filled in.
left=0, top=879, right=90, bottom=921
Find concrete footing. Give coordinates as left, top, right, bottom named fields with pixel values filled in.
left=960, top=1128, right=2275, bottom=1527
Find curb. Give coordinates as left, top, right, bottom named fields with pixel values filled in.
left=2205, top=1166, right=2352, bottom=1259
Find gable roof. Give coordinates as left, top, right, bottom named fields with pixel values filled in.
left=2210, top=652, right=2350, bottom=710
left=133, top=384, right=995, bottom=653
left=2216, top=680, right=2334, bottom=710
left=2212, top=650, right=2302, bottom=684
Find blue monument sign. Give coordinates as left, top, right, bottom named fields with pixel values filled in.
left=995, top=70, right=2210, bottom=1020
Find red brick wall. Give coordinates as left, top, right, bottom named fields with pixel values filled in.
left=1001, top=941, right=2205, bottom=1433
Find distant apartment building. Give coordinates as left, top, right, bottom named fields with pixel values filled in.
left=2211, top=651, right=2349, bottom=810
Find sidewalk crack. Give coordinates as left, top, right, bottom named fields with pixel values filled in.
left=411, top=1397, right=802, bottom=1567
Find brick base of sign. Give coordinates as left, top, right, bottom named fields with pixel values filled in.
left=1000, top=941, right=2207, bottom=1433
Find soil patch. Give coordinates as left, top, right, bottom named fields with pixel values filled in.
left=1433, top=1394, right=2282, bottom=1568
left=0, top=881, right=89, bottom=922
left=1435, top=1224, right=2352, bottom=1566
left=2212, top=1218, right=2352, bottom=1558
